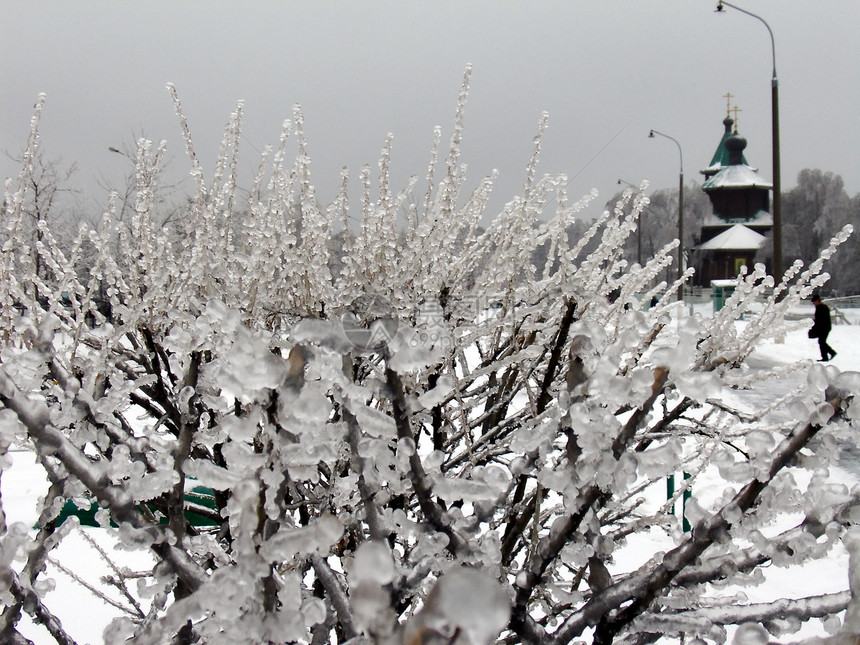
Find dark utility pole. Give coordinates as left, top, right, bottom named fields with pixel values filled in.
left=649, top=130, right=684, bottom=300
left=716, top=1, right=782, bottom=281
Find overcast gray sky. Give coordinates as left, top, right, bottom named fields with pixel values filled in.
left=2, top=0, right=858, bottom=220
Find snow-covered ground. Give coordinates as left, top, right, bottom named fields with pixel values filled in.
left=4, top=303, right=858, bottom=644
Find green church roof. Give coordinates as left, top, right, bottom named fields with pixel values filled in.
left=702, top=117, right=748, bottom=176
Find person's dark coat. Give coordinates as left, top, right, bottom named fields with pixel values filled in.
left=812, top=302, right=832, bottom=338
left=810, top=299, right=836, bottom=361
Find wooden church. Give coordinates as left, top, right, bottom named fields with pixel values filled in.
left=693, top=103, right=773, bottom=286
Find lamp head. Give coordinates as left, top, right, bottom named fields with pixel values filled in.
left=648, top=130, right=655, bottom=138
left=715, top=2, right=725, bottom=11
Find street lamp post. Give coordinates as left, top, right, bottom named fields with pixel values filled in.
left=715, top=0, right=782, bottom=282
left=617, top=179, right=642, bottom=265
left=648, top=130, right=684, bottom=300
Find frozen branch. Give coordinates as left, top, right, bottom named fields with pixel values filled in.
left=0, top=371, right=209, bottom=594
left=3, top=569, right=77, bottom=645
left=555, top=394, right=844, bottom=644
left=384, top=364, right=470, bottom=557
left=310, top=554, right=357, bottom=640
left=654, top=590, right=851, bottom=629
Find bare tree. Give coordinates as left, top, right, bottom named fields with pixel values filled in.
left=781, top=169, right=859, bottom=295
left=3, top=145, right=78, bottom=279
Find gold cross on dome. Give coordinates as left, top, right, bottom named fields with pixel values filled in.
left=731, top=105, right=742, bottom=131
left=723, top=92, right=734, bottom=117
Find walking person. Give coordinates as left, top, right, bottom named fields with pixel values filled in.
left=809, top=294, right=837, bottom=361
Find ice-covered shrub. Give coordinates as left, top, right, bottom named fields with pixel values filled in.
left=0, top=70, right=857, bottom=644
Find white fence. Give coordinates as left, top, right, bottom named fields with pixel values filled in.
left=677, top=288, right=860, bottom=324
